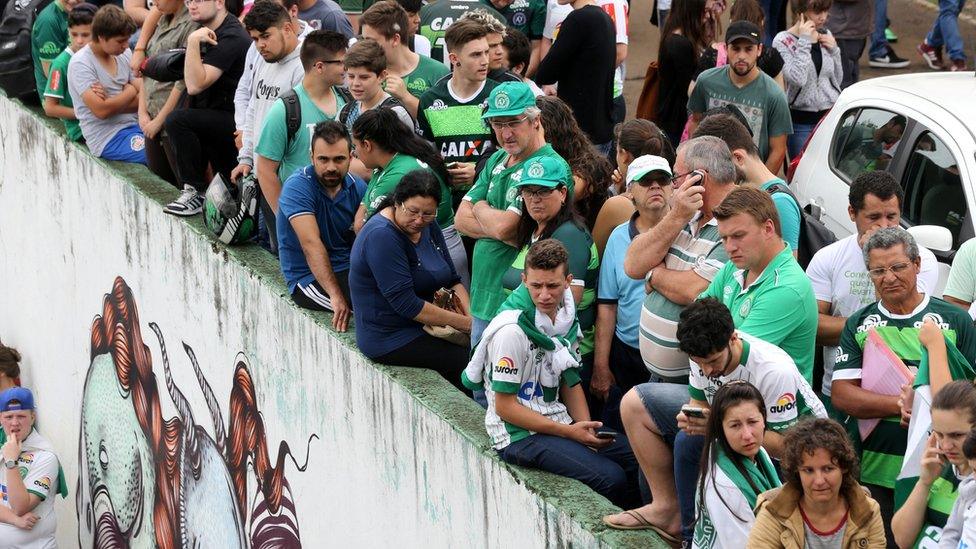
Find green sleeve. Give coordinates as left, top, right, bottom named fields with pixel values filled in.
left=464, top=153, right=501, bottom=204
left=32, top=9, right=65, bottom=66
left=43, top=53, right=69, bottom=100
left=952, top=311, right=976, bottom=370
left=255, top=100, right=288, bottom=162
left=363, top=166, right=407, bottom=216
left=767, top=83, right=793, bottom=138
left=944, top=239, right=976, bottom=303
left=687, top=73, right=708, bottom=114
left=528, top=0, right=546, bottom=39
left=552, top=223, right=594, bottom=281
left=561, top=367, right=582, bottom=387
left=689, top=386, right=706, bottom=401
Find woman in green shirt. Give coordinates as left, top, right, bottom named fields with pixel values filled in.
left=351, top=108, right=468, bottom=286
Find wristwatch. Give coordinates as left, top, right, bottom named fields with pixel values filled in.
left=645, top=268, right=655, bottom=286
left=3, top=458, right=16, bottom=470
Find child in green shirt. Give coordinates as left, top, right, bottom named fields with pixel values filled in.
left=42, top=4, right=95, bottom=142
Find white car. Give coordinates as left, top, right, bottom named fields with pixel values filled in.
left=789, top=72, right=976, bottom=290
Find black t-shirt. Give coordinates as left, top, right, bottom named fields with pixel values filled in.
left=534, top=4, right=616, bottom=144
left=189, top=15, right=250, bottom=111
left=657, top=33, right=698, bottom=145
left=488, top=68, right=522, bottom=83
left=694, top=45, right=785, bottom=81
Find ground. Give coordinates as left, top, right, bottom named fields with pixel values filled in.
left=622, top=0, right=976, bottom=117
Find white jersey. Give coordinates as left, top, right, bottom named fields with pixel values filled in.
left=483, top=323, right=577, bottom=450
left=806, top=233, right=939, bottom=396
left=0, top=430, right=60, bottom=549
left=689, top=331, right=827, bottom=432
left=691, top=450, right=768, bottom=549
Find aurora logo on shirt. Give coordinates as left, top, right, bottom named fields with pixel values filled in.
left=916, top=313, right=949, bottom=330
left=770, top=393, right=796, bottom=414
left=495, top=356, right=518, bottom=375
left=856, top=314, right=887, bottom=333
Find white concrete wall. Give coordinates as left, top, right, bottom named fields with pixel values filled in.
left=0, top=96, right=659, bottom=548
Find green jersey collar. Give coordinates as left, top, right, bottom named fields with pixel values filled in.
left=738, top=336, right=751, bottom=366
left=731, top=243, right=792, bottom=296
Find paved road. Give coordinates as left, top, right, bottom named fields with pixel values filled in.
left=622, top=0, right=976, bottom=119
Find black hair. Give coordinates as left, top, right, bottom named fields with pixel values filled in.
left=69, top=3, right=97, bottom=26
left=501, top=27, right=531, bottom=75
left=660, top=0, right=708, bottom=56
left=244, top=0, right=291, bottom=33
left=311, top=121, right=352, bottom=151
left=514, top=188, right=585, bottom=250
left=697, top=382, right=768, bottom=524
left=351, top=108, right=446, bottom=179
left=300, top=30, right=348, bottom=70
left=963, top=429, right=976, bottom=460
left=849, top=171, right=905, bottom=212
left=375, top=169, right=442, bottom=212
left=677, top=298, right=736, bottom=358
left=396, top=0, right=422, bottom=13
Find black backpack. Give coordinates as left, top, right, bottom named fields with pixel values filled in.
left=279, top=85, right=353, bottom=148
left=767, top=182, right=838, bottom=268
left=0, top=0, right=54, bottom=102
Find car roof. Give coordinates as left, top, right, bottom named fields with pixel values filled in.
left=844, top=72, right=976, bottom=136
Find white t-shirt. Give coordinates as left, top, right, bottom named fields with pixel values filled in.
left=542, top=0, right=628, bottom=97
left=691, top=451, right=767, bottom=549
left=689, top=331, right=827, bottom=432
left=805, top=233, right=939, bottom=396
left=0, top=430, right=60, bottom=549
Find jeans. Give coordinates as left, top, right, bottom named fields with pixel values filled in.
left=837, top=38, right=867, bottom=88
left=870, top=0, right=890, bottom=58
left=500, top=433, right=641, bottom=509
left=926, top=0, right=968, bottom=61
left=164, top=108, right=239, bottom=193
left=634, top=382, right=701, bottom=544
left=373, top=332, right=470, bottom=392
left=788, top=121, right=816, bottom=159
left=470, top=316, right=491, bottom=408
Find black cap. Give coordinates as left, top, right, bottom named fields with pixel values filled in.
left=725, top=20, right=762, bottom=45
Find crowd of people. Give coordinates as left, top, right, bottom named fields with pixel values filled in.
left=8, top=0, right=976, bottom=545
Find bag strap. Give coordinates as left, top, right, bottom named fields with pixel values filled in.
left=281, top=89, right=301, bottom=149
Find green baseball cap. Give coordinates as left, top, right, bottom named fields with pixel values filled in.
left=513, top=155, right=571, bottom=189
left=482, top=82, right=538, bottom=119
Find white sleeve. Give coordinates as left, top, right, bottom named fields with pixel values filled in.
left=805, top=244, right=836, bottom=303
left=762, top=368, right=802, bottom=432
left=611, top=0, right=628, bottom=44
left=917, top=246, right=940, bottom=296
left=703, top=467, right=755, bottom=548
left=234, top=45, right=258, bottom=131
left=23, top=451, right=59, bottom=501
left=542, top=0, right=559, bottom=39
left=487, top=324, right=529, bottom=390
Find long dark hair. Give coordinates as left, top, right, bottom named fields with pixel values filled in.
left=375, top=169, right=443, bottom=213
left=514, top=186, right=585, bottom=249
left=351, top=109, right=447, bottom=180
left=696, top=381, right=768, bottom=524
left=660, top=0, right=708, bottom=57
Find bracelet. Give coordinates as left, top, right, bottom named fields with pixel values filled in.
left=134, top=47, right=146, bottom=52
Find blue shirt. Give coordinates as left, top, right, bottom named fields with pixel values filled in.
left=277, top=166, right=366, bottom=292
left=761, top=178, right=801, bottom=253
left=597, top=215, right=646, bottom=348
left=350, top=214, right=461, bottom=358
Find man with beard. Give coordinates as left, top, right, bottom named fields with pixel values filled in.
left=687, top=21, right=792, bottom=175
left=276, top=121, right=365, bottom=331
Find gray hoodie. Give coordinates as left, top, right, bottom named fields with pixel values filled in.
left=939, top=475, right=975, bottom=549
left=772, top=31, right=844, bottom=115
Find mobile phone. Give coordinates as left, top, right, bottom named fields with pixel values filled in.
left=816, top=28, right=829, bottom=34
left=447, top=162, right=460, bottom=169
left=596, top=429, right=618, bottom=439
left=681, top=406, right=706, bottom=419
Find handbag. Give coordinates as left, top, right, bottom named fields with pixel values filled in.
left=423, top=288, right=470, bottom=347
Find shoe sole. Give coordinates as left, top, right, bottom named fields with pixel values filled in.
left=164, top=206, right=203, bottom=216
left=869, top=59, right=910, bottom=68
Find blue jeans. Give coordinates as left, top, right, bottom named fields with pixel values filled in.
left=500, top=433, right=641, bottom=508
left=870, top=0, right=890, bottom=58
left=634, top=382, right=702, bottom=544
left=926, top=0, right=967, bottom=61
left=471, top=316, right=491, bottom=408
left=788, top=121, right=816, bottom=159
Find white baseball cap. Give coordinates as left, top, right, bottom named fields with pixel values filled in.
left=626, top=155, right=673, bottom=186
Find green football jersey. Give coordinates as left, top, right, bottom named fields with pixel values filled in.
left=483, top=0, right=546, bottom=39
left=420, top=0, right=506, bottom=64
left=362, top=153, right=454, bottom=227
left=417, top=78, right=498, bottom=177
left=43, top=48, right=81, bottom=142
left=403, top=54, right=450, bottom=99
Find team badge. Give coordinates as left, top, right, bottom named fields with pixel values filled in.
left=130, top=134, right=145, bottom=152
left=526, top=161, right=545, bottom=179
left=494, top=91, right=510, bottom=109
left=738, top=297, right=752, bottom=318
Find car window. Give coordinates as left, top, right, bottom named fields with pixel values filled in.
left=832, top=108, right=908, bottom=182
left=900, top=131, right=968, bottom=249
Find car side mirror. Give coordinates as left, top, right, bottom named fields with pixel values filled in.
left=907, top=225, right=953, bottom=252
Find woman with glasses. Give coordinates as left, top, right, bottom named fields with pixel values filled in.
left=351, top=108, right=469, bottom=286
left=349, top=171, right=472, bottom=390
left=749, top=417, right=885, bottom=548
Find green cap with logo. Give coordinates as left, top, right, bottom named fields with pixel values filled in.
left=482, top=82, right=538, bottom=119
left=513, top=155, right=571, bottom=189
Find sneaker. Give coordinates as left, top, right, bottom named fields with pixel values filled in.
left=164, top=186, right=205, bottom=216
left=949, top=59, right=967, bottom=71
left=869, top=47, right=910, bottom=69
left=917, top=41, right=943, bottom=70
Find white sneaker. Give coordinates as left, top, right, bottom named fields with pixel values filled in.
left=164, top=186, right=204, bottom=216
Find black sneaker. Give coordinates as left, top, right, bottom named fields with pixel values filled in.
left=869, top=47, right=910, bottom=69
left=164, top=186, right=205, bottom=216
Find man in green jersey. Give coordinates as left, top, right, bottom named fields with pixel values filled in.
left=42, top=4, right=94, bottom=142
left=255, top=31, right=349, bottom=215
left=455, top=81, right=568, bottom=347
left=417, top=17, right=497, bottom=198
left=833, top=226, right=976, bottom=537
left=481, top=0, right=545, bottom=75
left=419, top=0, right=505, bottom=64
left=360, top=1, right=449, bottom=118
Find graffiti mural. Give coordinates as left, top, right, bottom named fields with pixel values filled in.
left=76, top=277, right=316, bottom=548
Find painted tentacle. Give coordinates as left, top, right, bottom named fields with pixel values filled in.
left=183, top=342, right=227, bottom=453
left=148, top=322, right=202, bottom=478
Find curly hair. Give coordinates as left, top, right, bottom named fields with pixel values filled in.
left=781, top=418, right=861, bottom=499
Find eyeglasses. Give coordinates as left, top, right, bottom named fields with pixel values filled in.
left=633, top=176, right=670, bottom=188
left=316, top=59, right=345, bottom=66
left=489, top=116, right=529, bottom=130
left=520, top=186, right=559, bottom=200
left=399, top=203, right=437, bottom=222
left=669, top=170, right=703, bottom=185
left=867, top=261, right=914, bottom=279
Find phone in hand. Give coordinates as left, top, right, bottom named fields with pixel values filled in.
left=681, top=405, right=707, bottom=419
left=447, top=162, right=460, bottom=169
left=596, top=429, right=618, bottom=440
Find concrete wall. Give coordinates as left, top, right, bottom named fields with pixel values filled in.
left=0, top=95, right=663, bottom=548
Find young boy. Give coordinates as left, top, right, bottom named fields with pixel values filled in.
left=67, top=5, right=146, bottom=164
left=43, top=4, right=96, bottom=142
left=338, top=38, right=415, bottom=131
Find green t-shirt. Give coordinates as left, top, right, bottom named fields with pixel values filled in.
left=910, top=464, right=964, bottom=548
left=403, top=55, right=450, bottom=99
left=700, top=245, right=818, bottom=384
left=500, top=221, right=599, bottom=354
left=32, top=1, right=69, bottom=99
left=687, top=66, right=793, bottom=162
left=482, top=0, right=546, bottom=39
left=834, top=296, right=976, bottom=489
left=420, top=0, right=506, bottom=64
left=464, top=144, right=569, bottom=319
left=255, top=83, right=347, bottom=183
left=363, top=153, right=454, bottom=227
left=417, top=78, right=497, bottom=174
left=43, top=48, right=81, bottom=142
